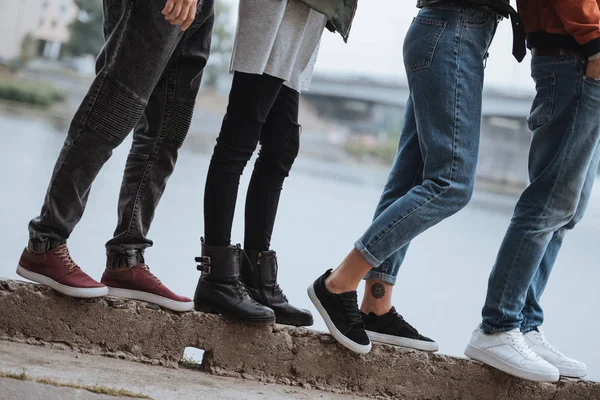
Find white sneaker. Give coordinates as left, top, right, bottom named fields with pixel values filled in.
left=464, top=326, right=560, bottom=382
left=524, top=329, right=587, bottom=378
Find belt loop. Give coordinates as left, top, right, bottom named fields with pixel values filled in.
left=559, top=48, right=565, bottom=58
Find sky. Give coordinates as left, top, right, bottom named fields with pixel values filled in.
left=226, top=0, right=534, bottom=90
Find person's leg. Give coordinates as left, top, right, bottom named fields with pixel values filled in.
left=309, top=4, right=498, bottom=354
left=326, top=6, right=496, bottom=293
left=99, top=1, right=215, bottom=312
left=467, top=54, right=600, bottom=382
left=203, top=72, right=284, bottom=246
left=21, top=0, right=188, bottom=297
left=243, top=84, right=300, bottom=252
left=481, top=56, right=600, bottom=334
left=240, top=84, right=313, bottom=326
left=359, top=97, right=422, bottom=316
left=516, top=139, right=600, bottom=379
left=521, top=141, right=600, bottom=333
left=194, top=72, right=285, bottom=324
left=105, top=1, right=213, bottom=266
left=352, top=96, right=437, bottom=351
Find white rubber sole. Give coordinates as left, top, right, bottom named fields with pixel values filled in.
left=17, top=265, right=109, bottom=298
left=366, top=330, right=439, bottom=352
left=107, top=287, right=194, bottom=312
left=307, top=284, right=372, bottom=354
left=464, top=344, right=560, bottom=382
left=551, top=364, right=587, bottom=379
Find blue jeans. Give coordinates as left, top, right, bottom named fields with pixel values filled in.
left=355, top=4, right=498, bottom=285
left=481, top=55, right=600, bottom=333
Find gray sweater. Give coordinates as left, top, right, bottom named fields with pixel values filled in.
left=229, top=0, right=327, bottom=92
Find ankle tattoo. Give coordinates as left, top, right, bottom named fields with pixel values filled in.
left=370, top=283, right=385, bottom=299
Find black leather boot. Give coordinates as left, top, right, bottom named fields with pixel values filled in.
left=194, top=239, right=275, bottom=325
left=242, top=250, right=313, bottom=327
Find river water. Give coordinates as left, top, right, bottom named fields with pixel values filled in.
left=1, top=111, right=598, bottom=382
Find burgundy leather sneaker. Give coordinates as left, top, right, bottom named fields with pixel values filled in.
left=17, top=245, right=108, bottom=298
left=101, top=265, right=194, bottom=312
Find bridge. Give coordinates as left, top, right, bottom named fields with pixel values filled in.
left=303, top=73, right=536, bottom=189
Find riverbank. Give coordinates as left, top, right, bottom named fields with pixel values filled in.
left=1, top=279, right=598, bottom=400
left=2, top=65, right=533, bottom=193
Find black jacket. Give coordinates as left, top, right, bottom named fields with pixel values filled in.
left=298, top=0, right=357, bottom=43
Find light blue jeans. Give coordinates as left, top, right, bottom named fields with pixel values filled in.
left=355, top=4, right=498, bottom=284
left=482, top=54, right=600, bottom=333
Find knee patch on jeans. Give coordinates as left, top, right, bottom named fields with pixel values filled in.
left=259, top=122, right=300, bottom=174
left=87, top=78, right=146, bottom=145
left=283, top=123, right=301, bottom=170
left=163, top=102, right=195, bottom=148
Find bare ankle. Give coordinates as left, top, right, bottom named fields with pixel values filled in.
left=325, top=271, right=357, bottom=294
left=360, top=280, right=393, bottom=316
left=360, top=304, right=392, bottom=316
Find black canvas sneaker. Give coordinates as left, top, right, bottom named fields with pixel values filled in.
left=308, top=269, right=371, bottom=354
left=361, top=307, right=439, bottom=352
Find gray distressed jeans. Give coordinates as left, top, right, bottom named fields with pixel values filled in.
left=28, top=0, right=214, bottom=268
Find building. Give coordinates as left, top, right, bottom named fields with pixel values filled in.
left=36, top=0, right=79, bottom=59
left=0, top=0, right=77, bottom=61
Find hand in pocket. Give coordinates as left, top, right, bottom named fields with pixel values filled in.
left=162, top=0, right=198, bottom=31
left=586, top=58, right=600, bottom=80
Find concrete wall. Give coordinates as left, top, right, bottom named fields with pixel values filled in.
left=1, top=279, right=598, bottom=399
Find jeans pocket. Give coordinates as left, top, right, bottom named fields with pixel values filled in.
left=462, top=8, right=492, bottom=29
left=403, top=16, right=448, bottom=72
left=187, top=0, right=206, bottom=30
left=527, top=73, right=556, bottom=131
left=584, top=76, right=600, bottom=85
left=582, top=76, right=600, bottom=105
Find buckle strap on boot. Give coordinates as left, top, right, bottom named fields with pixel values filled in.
left=195, top=238, right=242, bottom=280
left=195, top=256, right=211, bottom=275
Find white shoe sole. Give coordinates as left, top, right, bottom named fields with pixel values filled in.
left=17, top=265, right=108, bottom=298
left=307, top=284, right=372, bottom=354
left=554, top=365, right=587, bottom=379
left=107, top=287, right=194, bottom=312
left=465, top=343, right=560, bottom=382
left=366, top=330, right=439, bottom=352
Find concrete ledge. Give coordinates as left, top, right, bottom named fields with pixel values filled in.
left=1, top=279, right=598, bottom=399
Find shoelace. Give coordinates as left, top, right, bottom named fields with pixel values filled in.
left=230, top=277, right=251, bottom=300
left=271, top=257, right=288, bottom=301
left=389, top=310, right=419, bottom=335
left=506, top=331, right=540, bottom=360
left=339, top=292, right=363, bottom=328
left=53, top=246, right=79, bottom=273
left=139, top=264, right=162, bottom=286
left=531, top=330, right=564, bottom=356
left=273, top=283, right=287, bottom=300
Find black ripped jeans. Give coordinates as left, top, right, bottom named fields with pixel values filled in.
left=204, top=72, right=301, bottom=251
left=28, top=0, right=215, bottom=268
